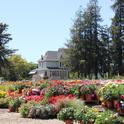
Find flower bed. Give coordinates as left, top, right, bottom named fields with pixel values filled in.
left=0, top=80, right=123, bottom=123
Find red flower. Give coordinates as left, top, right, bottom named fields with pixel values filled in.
left=49, top=94, right=75, bottom=104
left=120, top=95, right=124, bottom=100
left=25, top=95, right=44, bottom=102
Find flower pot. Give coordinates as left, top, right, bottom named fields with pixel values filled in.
left=18, top=89, right=22, bottom=94
left=80, top=95, right=85, bottom=100
left=78, top=121, right=86, bottom=124
left=113, top=100, right=119, bottom=109
left=96, top=95, right=101, bottom=104
left=117, top=108, right=124, bottom=115
left=101, top=101, right=107, bottom=108
left=87, top=121, right=94, bottom=124
left=85, top=94, right=92, bottom=101
left=65, top=120, right=73, bottom=124
left=8, top=106, right=15, bottom=112
left=106, top=101, right=113, bottom=109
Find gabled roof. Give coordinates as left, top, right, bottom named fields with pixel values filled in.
left=38, top=48, right=66, bottom=62
left=44, top=51, right=58, bottom=60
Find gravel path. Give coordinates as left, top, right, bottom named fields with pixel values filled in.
left=0, top=109, right=65, bottom=124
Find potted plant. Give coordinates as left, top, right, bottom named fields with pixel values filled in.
left=94, top=111, right=122, bottom=124
left=45, top=104, right=57, bottom=119
left=79, top=84, right=97, bottom=102
left=19, top=103, right=31, bottom=118
left=74, top=108, right=86, bottom=124
left=85, top=108, right=97, bottom=124
left=112, top=89, right=120, bottom=109
left=69, top=85, right=80, bottom=97
left=8, top=100, right=15, bottom=112
left=103, top=90, right=114, bottom=108
left=9, top=98, right=22, bottom=112
left=57, top=107, right=75, bottom=124
left=99, top=83, right=120, bottom=109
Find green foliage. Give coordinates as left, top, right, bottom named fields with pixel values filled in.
left=0, top=84, right=15, bottom=91
left=69, top=85, right=80, bottom=96
left=28, top=104, right=57, bottom=119
left=94, top=111, right=122, bottom=124
left=39, top=81, right=49, bottom=90
left=111, top=0, right=124, bottom=75
left=4, top=54, right=37, bottom=81
left=80, top=84, right=97, bottom=95
left=85, top=108, right=97, bottom=122
left=55, top=98, right=84, bottom=112
left=74, top=107, right=87, bottom=121
left=9, top=98, right=23, bottom=112
left=57, top=107, right=75, bottom=121
left=97, top=83, right=124, bottom=101
left=0, top=23, right=15, bottom=76
left=19, top=103, right=32, bottom=118
left=0, top=96, right=12, bottom=108
left=45, top=88, right=54, bottom=98
left=64, top=0, right=111, bottom=79
left=45, top=83, right=69, bottom=98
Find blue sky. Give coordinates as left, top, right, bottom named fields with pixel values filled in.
left=0, top=0, right=114, bottom=63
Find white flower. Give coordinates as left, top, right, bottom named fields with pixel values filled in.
left=105, top=118, right=108, bottom=121
left=97, top=115, right=101, bottom=117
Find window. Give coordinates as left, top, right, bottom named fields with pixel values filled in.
left=60, top=62, right=61, bottom=67
left=44, top=71, right=47, bottom=77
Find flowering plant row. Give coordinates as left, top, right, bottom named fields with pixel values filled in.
left=0, top=79, right=124, bottom=119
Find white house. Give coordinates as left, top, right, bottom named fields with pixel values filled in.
left=29, top=48, right=69, bottom=80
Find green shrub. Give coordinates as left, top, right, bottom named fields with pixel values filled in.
left=74, top=108, right=86, bottom=122
left=19, top=103, right=31, bottom=118
left=94, top=111, right=122, bottom=124
left=28, top=104, right=57, bottom=119
left=9, top=98, right=23, bottom=112
left=0, top=96, right=12, bottom=108
left=85, top=108, right=97, bottom=122
left=57, top=107, right=75, bottom=121
left=69, top=85, right=80, bottom=96
left=39, top=82, right=49, bottom=90
left=79, top=84, right=97, bottom=95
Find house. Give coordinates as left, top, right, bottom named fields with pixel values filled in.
left=29, top=48, right=69, bottom=81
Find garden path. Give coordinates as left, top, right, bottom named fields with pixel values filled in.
left=0, top=109, right=65, bottom=124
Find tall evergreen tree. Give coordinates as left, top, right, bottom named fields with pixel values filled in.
left=65, top=7, right=85, bottom=78
left=111, top=0, right=124, bottom=75
left=0, top=23, right=15, bottom=75
left=65, top=0, right=111, bottom=79
left=82, top=0, right=102, bottom=79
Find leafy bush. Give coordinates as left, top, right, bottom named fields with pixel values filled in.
left=97, top=83, right=124, bottom=101
left=69, top=85, right=80, bottom=96
left=9, top=98, right=23, bottom=112
left=85, top=108, right=97, bottom=122
left=28, top=104, right=57, bottom=119
left=0, top=84, right=15, bottom=92
left=94, top=111, right=122, bottom=124
left=0, top=90, right=7, bottom=98
left=79, top=84, right=97, bottom=95
left=55, top=98, right=84, bottom=112
left=39, top=81, right=49, bottom=90
left=45, top=83, right=69, bottom=98
left=57, top=107, right=75, bottom=121
left=19, top=103, right=32, bottom=118
left=0, top=96, right=12, bottom=108
left=74, top=108, right=86, bottom=121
